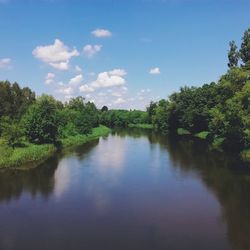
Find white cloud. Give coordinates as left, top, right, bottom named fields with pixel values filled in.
left=83, top=44, right=102, bottom=58
left=90, top=69, right=127, bottom=89
left=92, top=29, right=112, bottom=38
left=49, top=61, right=69, bottom=71
left=69, top=74, right=83, bottom=86
left=114, top=98, right=126, bottom=104
left=79, top=84, right=95, bottom=93
left=57, top=86, right=73, bottom=95
left=45, top=72, right=55, bottom=84
left=78, top=69, right=127, bottom=100
left=111, top=86, right=128, bottom=97
left=109, top=69, right=127, bottom=77
left=0, top=58, right=11, bottom=69
left=33, top=39, right=79, bottom=71
left=75, top=65, right=82, bottom=72
left=149, top=67, right=160, bottom=75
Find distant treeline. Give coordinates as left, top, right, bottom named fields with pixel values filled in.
left=0, top=83, right=147, bottom=148
left=147, top=28, right=250, bottom=152
left=100, top=107, right=149, bottom=127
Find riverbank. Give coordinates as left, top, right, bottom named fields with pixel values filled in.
left=128, top=123, right=154, bottom=129
left=0, top=125, right=111, bottom=170
left=176, top=128, right=250, bottom=162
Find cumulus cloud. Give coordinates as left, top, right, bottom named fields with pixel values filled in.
left=149, top=67, right=160, bottom=75
left=57, top=86, right=74, bottom=95
left=109, top=69, right=127, bottom=77
left=79, top=84, right=95, bottom=93
left=114, top=98, right=126, bottom=104
left=69, top=74, right=83, bottom=86
left=92, top=29, right=112, bottom=38
left=0, top=58, right=11, bottom=69
left=33, top=39, right=79, bottom=71
left=79, top=68, right=127, bottom=95
left=91, top=69, right=127, bottom=89
left=45, top=72, right=55, bottom=84
left=83, top=44, right=102, bottom=58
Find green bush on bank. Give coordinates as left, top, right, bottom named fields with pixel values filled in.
left=128, top=123, right=153, bottom=129
left=61, top=125, right=111, bottom=148
left=0, top=126, right=110, bottom=169
left=177, top=128, right=191, bottom=135
left=194, top=131, right=210, bottom=140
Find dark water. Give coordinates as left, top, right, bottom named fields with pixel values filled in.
left=0, top=129, right=250, bottom=250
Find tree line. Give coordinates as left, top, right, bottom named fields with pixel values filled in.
left=0, top=83, right=148, bottom=149
left=147, top=28, right=250, bottom=152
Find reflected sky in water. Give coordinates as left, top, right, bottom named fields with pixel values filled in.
left=0, top=129, right=250, bottom=250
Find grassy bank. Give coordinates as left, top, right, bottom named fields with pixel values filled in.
left=61, top=125, right=111, bottom=148
left=0, top=125, right=111, bottom=169
left=128, top=123, right=154, bottom=129
left=0, top=143, right=56, bottom=169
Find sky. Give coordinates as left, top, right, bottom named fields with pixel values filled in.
left=0, top=0, right=250, bottom=110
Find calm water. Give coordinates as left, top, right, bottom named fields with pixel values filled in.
left=0, top=129, right=250, bottom=250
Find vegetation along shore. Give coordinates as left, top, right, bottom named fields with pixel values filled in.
left=0, top=28, right=250, bottom=169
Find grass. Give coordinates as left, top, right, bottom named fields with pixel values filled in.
left=0, top=143, right=56, bottom=169
left=0, top=125, right=111, bottom=169
left=128, top=123, right=154, bottom=129
left=177, top=128, right=191, bottom=135
left=61, top=125, right=111, bottom=148
left=194, top=131, right=210, bottom=140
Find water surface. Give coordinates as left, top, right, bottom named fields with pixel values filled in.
left=0, top=129, right=250, bottom=250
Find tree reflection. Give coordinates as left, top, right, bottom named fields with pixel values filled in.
left=149, top=132, right=250, bottom=250
left=0, top=139, right=100, bottom=204
left=0, top=156, right=59, bottom=203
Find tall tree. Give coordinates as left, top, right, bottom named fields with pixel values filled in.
left=22, top=95, right=60, bottom=144
left=228, top=41, right=239, bottom=68
left=240, top=28, right=250, bottom=64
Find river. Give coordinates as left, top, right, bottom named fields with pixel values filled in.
left=0, top=129, right=250, bottom=250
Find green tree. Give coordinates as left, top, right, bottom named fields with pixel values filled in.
left=240, top=28, right=250, bottom=64
left=22, top=95, right=60, bottom=144
left=1, top=117, right=23, bottom=148
left=228, top=41, right=239, bottom=68
left=101, top=106, right=108, bottom=112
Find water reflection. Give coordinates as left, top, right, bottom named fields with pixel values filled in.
left=0, top=139, right=99, bottom=203
left=136, top=129, right=250, bottom=250
left=0, top=129, right=250, bottom=250
left=0, top=156, right=58, bottom=203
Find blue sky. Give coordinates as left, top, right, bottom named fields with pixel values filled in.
left=0, top=0, right=250, bottom=110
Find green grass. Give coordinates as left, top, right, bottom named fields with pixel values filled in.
left=194, top=131, right=210, bottom=140
left=0, top=125, right=111, bottom=169
left=61, top=125, right=111, bottom=148
left=128, top=123, right=153, bottom=129
left=0, top=143, right=56, bottom=169
left=177, top=128, right=191, bottom=135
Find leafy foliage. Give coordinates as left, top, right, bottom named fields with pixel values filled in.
left=148, top=28, right=250, bottom=152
